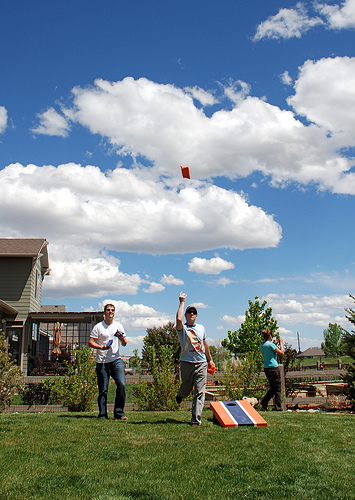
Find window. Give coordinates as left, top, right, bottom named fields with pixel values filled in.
left=32, top=323, right=38, bottom=341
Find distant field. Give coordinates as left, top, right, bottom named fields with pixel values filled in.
left=295, top=355, right=352, bottom=368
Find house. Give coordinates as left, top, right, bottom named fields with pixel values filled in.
left=297, top=347, right=325, bottom=359
left=0, top=238, right=103, bottom=375
left=0, top=238, right=50, bottom=369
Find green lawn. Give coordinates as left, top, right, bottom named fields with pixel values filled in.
left=107, top=381, right=135, bottom=404
left=296, top=355, right=352, bottom=368
left=1, top=410, right=354, bottom=499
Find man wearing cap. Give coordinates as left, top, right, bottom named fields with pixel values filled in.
left=175, top=291, right=215, bottom=426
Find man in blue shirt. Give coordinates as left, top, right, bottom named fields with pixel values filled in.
left=175, top=292, right=215, bottom=426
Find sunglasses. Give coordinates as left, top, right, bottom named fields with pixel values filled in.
left=186, top=310, right=197, bottom=315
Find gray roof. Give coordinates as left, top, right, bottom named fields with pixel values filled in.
left=41, top=305, right=66, bottom=313
left=297, top=347, right=325, bottom=358
left=0, top=238, right=49, bottom=271
left=29, top=310, right=104, bottom=324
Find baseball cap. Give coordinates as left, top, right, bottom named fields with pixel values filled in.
left=186, top=305, right=197, bottom=314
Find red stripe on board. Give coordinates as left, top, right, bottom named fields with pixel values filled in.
left=238, top=400, right=267, bottom=427
left=210, top=401, right=237, bottom=427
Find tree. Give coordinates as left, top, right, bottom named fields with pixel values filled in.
left=341, top=295, right=355, bottom=405
left=141, top=322, right=181, bottom=371
left=44, top=345, right=97, bottom=411
left=343, top=294, right=355, bottom=358
left=281, top=343, right=299, bottom=398
left=133, top=345, right=180, bottom=411
left=221, top=296, right=278, bottom=361
left=129, top=349, right=141, bottom=373
left=321, top=323, right=345, bottom=356
left=281, top=343, right=298, bottom=373
left=208, top=343, right=230, bottom=371
left=219, top=355, right=265, bottom=401
left=0, top=329, right=24, bottom=412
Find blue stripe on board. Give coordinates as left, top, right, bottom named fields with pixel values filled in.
left=222, top=401, right=254, bottom=426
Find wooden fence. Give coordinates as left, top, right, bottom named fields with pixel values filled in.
left=5, top=367, right=349, bottom=414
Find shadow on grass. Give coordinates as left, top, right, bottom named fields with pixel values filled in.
left=58, top=414, right=98, bottom=419
left=57, top=414, right=189, bottom=425
left=129, top=418, right=187, bottom=425
left=121, top=490, right=166, bottom=500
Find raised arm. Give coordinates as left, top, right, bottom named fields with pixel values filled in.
left=274, top=337, right=284, bottom=356
left=176, top=292, right=186, bottom=331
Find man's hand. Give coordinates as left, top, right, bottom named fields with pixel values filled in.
left=176, top=292, right=187, bottom=330
left=179, top=292, right=187, bottom=302
left=115, top=331, right=125, bottom=341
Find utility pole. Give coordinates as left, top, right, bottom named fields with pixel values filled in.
left=297, top=331, right=301, bottom=354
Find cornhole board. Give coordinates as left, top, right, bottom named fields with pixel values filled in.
left=210, top=400, right=267, bottom=427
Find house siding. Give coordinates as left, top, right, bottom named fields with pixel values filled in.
left=0, top=257, right=41, bottom=317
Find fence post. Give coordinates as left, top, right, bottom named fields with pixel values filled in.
left=279, top=364, right=286, bottom=411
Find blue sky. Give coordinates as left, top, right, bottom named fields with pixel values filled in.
left=1, top=0, right=355, bottom=356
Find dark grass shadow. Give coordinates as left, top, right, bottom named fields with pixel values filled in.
left=58, top=414, right=190, bottom=424
left=129, top=418, right=188, bottom=425
left=121, top=490, right=166, bottom=500
left=58, top=414, right=98, bottom=419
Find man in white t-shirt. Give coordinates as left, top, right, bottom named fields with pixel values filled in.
left=175, top=292, right=215, bottom=426
left=89, top=303, right=128, bottom=420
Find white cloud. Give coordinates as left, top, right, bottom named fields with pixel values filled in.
left=184, top=86, right=218, bottom=106
left=143, top=282, right=165, bottom=294
left=280, top=71, right=293, bottom=85
left=0, top=106, right=7, bottom=133
left=0, top=163, right=282, bottom=256
left=191, top=302, right=209, bottom=309
left=316, top=0, right=355, bottom=29
left=265, top=293, right=353, bottom=330
left=254, top=1, right=355, bottom=42
left=278, top=326, right=294, bottom=336
left=97, top=300, right=172, bottom=352
left=222, top=80, right=251, bottom=104
left=220, top=314, right=245, bottom=327
left=253, top=3, right=324, bottom=41
left=214, top=277, right=233, bottom=286
left=160, top=274, right=184, bottom=286
left=100, top=299, right=171, bottom=329
left=31, top=107, right=70, bottom=137
left=56, top=76, right=355, bottom=193
left=288, top=56, right=355, bottom=143
left=44, top=253, right=141, bottom=298
left=126, top=335, right=145, bottom=347
left=188, top=256, right=235, bottom=274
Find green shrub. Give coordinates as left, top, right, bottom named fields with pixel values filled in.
left=342, top=362, right=355, bottom=405
left=218, top=351, right=264, bottom=401
left=20, top=382, right=60, bottom=406
left=134, top=345, right=180, bottom=410
left=341, top=295, right=355, bottom=405
left=0, top=329, right=24, bottom=412
left=44, top=345, right=97, bottom=411
left=129, top=348, right=141, bottom=373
